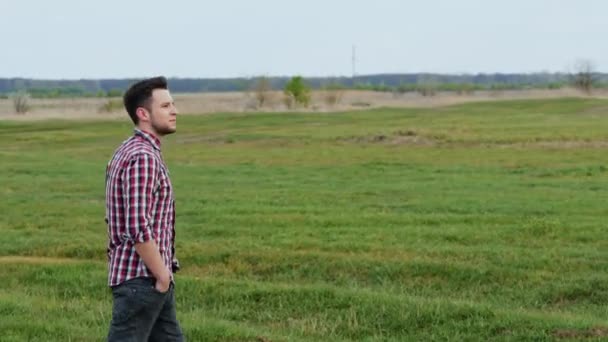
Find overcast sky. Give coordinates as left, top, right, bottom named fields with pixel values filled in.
left=1, top=0, right=606, bottom=79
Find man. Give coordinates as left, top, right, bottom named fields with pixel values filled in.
left=105, top=76, right=184, bottom=341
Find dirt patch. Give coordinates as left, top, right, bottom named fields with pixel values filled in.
left=501, top=141, right=608, bottom=149
left=553, top=327, right=608, bottom=339
left=339, top=129, right=437, bottom=146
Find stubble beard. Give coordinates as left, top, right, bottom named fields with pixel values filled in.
left=153, top=124, right=176, bottom=136
left=149, top=115, right=176, bottom=136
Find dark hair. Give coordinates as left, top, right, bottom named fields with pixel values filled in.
left=123, top=76, right=168, bottom=124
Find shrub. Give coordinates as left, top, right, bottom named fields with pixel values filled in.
left=283, top=94, right=294, bottom=109
left=322, top=83, right=344, bottom=106
left=416, top=76, right=438, bottom=97
left=10, top=91, right=30, bottom=114
left=417, top=83, right=437, bottom=97
left=106, top=89, right=123, bottom=97
left=252, top=76, right=272, bottom=108
left=284, top=76, right=311, bottom=107
left=99, top=99, right=123, bottom=113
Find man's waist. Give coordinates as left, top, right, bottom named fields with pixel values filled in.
left=110, top=276, right=175, bottom=289
left=108, top=268, right=174, bottom=287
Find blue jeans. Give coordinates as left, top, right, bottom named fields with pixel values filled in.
left=108, top=277, right=184, bottom=341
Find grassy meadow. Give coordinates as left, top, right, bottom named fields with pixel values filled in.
left=2, top=98, right=608, bottom=341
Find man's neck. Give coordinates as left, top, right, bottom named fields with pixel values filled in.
left=136, top=125, right=161, bottom=141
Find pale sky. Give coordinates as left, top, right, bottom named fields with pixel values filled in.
left=1, top=0, right=606, bottom=79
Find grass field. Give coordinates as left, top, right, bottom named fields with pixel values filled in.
left=1, top=98, right=608, bottom=341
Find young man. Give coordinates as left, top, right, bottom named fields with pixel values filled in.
left=105, top=76, right=184, bottom=341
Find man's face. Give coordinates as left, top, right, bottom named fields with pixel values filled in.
left=147, top=89, right=178, bottom=136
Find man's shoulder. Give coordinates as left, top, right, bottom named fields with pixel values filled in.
left=117, top=136, right=159, bottom=159
left=108, top=137, right=160, bottom=170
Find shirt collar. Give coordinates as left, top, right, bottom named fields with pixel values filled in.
left=134, top=129, right=161, bottom=151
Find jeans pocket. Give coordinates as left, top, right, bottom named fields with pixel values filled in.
left=151, top=282, right=171, bottom=296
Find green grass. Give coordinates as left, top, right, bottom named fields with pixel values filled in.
left=2, top=98, right=608, bottom=341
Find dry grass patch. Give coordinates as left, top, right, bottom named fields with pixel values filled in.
left=0, top=256, right=88, bottom=265
left=2, top=88, right=607, bottom=121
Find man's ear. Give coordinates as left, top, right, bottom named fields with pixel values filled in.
left=136, top=107, right=149, bottom=122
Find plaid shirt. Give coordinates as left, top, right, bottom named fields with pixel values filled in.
left=105, top=129, right=175, bottom=287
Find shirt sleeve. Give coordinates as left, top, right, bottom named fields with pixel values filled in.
left=122, top=153, right=159, bottom=243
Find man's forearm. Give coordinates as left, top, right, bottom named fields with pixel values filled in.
left=134, top=240, right=171, bottom=282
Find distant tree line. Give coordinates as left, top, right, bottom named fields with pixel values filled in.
left=1, top=72, right=607, bottom=98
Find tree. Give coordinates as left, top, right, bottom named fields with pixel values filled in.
left=571, top=59, right=596, bottom=94
left=416, top=75, right=438, bottom=97
left=322, top=83, right=344, bottom=106
left=284, top=76, right=311, bottom=108
left=10, top=90, right=30, bottom=114
left=252, top=76, right=272, bottom=108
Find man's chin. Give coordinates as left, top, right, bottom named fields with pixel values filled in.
left=155, top=127, right=176, bottom=137
left=164, top=125, right=177, bottom=134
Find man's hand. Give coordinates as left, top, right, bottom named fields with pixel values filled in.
left=135, top=240, right=172, bottom=293
left=155, top=269, right=171, bottom=293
